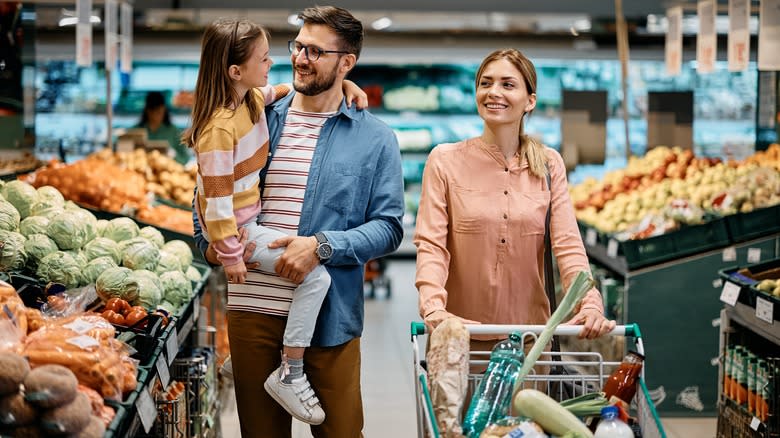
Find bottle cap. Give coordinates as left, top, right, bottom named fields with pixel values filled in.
left=508, top=331, right=523, bottom=343
left=600, top=405, right=618, bottom=417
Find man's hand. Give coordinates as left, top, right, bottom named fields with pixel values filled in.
left=205, top=227, right=259, bottom=269
left=423, top=309, right=480, bottom=333
left=268, top=236, right=319, bottom=284
left=224, top=260, right=247, bottom=284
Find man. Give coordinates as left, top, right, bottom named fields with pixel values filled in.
left=193, top=6, right=404, bottom=437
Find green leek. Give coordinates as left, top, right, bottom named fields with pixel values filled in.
left=512, top=270, right=595, bottom=396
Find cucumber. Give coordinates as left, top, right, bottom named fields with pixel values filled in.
left=513, top=389, right=594, bottom=438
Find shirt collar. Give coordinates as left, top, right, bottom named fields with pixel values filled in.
left=472, top=137, right=529, bottom=169
left=271, top=90, right=360, bottom=121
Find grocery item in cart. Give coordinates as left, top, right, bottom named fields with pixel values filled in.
left=602, top=350, right=644, bottom=405
left=427, top=317, right=469, bottom=437
left=593, top=406, right=633, bottom=437
left=461, top=331, right=525, bottom=437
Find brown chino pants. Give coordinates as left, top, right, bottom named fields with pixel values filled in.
left=228, top=310, right=364, bottom=438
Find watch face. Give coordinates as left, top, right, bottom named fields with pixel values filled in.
left=317, top=243, right=333, bottom=259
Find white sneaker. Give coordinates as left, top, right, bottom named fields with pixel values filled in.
left=263, top=365, right=326, bottom=425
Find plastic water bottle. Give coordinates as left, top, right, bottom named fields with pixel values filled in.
left=461, top=332, right=525, bottom=437
left=594, top=406, right=634, bottom=438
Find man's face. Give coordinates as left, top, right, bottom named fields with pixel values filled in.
left=291, top=24, right=344, bottom=96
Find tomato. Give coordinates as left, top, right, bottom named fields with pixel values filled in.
left=104, top=298, right=128, bottom=314
left=125, top=309, right=147, bottom=327
left=101, top=310, right=125, bottom=326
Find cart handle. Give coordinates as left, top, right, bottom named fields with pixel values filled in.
left=411, top=322, right=641, bottom=339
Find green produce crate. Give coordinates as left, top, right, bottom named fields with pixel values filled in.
left=617, top=232, right=679, bottom=269
left=672, top=217, right=731, bottom=258
left=724, top=204, right=780, bottom=243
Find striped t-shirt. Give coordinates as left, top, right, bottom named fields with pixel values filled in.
left=226, top=109, right=335, bottom=316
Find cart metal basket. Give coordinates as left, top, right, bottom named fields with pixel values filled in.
left=411, top=322, right=666, bottom=438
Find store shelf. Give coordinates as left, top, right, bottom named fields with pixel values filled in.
left=726, top=300, right=780, bottom=347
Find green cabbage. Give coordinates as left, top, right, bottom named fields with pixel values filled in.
left=64, top=200, right=80, bottom=210
left=154, top=250, right=182, bottom=274
left=0, top=200, right=20, bottom=232
left=130, top=269, right=163, bottom=309
left=139, top=226, right=165, bottom=249
left=95, top=266, right=139, bottom=303
left=64, top=250, right=89, bottom=269
left=96, top=220, right=109, bottom=237
left=83, top=237, right=122, bottom=264
left=103, top=217, right=140, bottom=242
left=2, top=181, right=38, bottom=219
left=46, top=211, right=89, bottom=250
left=23, top=233, right=58, bottom=266
left=185, top=265, right=202, bottom=283
left=121, top=238, right=160, bottom=271
left=29, top=200, right=63, bottom=219
left=82, top=256, right=118, bottom=285
left=160, top=270, right=193, bottom=307
left=19, top=216, right=49, bottom=237
left=0, top=230, right=27, bottom=271
left=162, top=240, right=193, bottom=269
left=35, top=186, right=65, bottom=206
left=36, top=251, right=82, bottom=289
left=71, top=209, right=98, bottom=242
left=157, top=300, right=177, bottom=315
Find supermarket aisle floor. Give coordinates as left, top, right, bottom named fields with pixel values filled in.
left=219, top=259, right=717, bottom=438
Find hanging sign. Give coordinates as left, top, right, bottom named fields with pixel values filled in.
left=76, top=0, right=92, bottom=66
left=697, top=0, right=717, bottom=73
left=728, top=0, right=751, bottom=71
left=104, top=0, right=118, bottom=69
left=666, top=7, right=683, bottom=76
left=758, top=0, right=780, bottom=70
left=120, top=3, right=133, bottom=73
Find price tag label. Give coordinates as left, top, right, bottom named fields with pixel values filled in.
left=166, top=327, right=179, bottom=365
left=722, top=247, right=737, bottom=262
left=756, top=297, right=774, bottom=324
left=607, top=239, right=619, bottom=258
left=720, top=282, right=741, bottom=306
left=747, top=248, right=762, bottom=263
left=156, top=354, right=170, bottom=389
left=135, top=387, right=157, bottom=433
left=750, top=416, right=761, bottom=431
left=585, top=228, right=597, bottom=246
left=193, top=295, right=200, bottom=322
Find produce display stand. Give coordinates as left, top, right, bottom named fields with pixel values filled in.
left=717, top=257, right=780, bottom=438
left=411, top=322, right=666, bottom=438
left=105, top=261, right=214, bottom=438
left=581, top=220, right=780, bottom=416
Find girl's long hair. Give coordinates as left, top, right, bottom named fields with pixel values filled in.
left=183, top=19, right=268, bottom=148
left=475, top=49, right=548, bottom=179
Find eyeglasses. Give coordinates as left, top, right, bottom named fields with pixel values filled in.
left=288, top=40, right=349, bottom=62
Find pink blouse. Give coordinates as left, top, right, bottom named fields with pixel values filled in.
left=414, top=137, right=603, bottom=336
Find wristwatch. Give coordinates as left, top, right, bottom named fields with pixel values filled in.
left=314, top=232, right=333, bottom=262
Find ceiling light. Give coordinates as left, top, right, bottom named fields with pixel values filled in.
left=287, top=14, right=302, bottom=27
left=371, top=17, right=392, bottom=31
left=58, top=15, right=101, bottom=27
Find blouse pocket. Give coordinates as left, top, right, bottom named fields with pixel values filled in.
left=450, top=184, right=490, bottom=234
left=516, top=191, right=550, bottom=236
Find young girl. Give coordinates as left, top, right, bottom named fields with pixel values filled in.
left=184, top=18, right=366, bottom=425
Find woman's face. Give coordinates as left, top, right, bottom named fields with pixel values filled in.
left=475, top=58, right=536, bottom=128
left=147, top=105, right=166, bottom=126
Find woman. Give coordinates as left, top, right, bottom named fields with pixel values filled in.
left=414, top=49, right=615, bottom=348
left=137, top=91, right=189, bottom=164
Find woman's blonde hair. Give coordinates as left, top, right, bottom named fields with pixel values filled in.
left=475, top=49, right=548, bottom=179
left=182, top=19, right=269, bottom=148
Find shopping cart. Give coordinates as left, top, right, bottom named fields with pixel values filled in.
left=411, top=322, right=666, bottom=438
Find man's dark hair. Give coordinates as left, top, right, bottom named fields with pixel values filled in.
left=298, top=6, right=363, bottom=60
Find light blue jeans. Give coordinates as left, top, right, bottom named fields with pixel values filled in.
left=203, top=220, right=331, bottom=348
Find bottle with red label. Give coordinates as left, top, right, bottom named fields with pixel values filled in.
left=603, top=351, right=645, bottom=404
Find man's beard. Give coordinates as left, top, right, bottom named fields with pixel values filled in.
left=293, top=64, right=339, bottom=96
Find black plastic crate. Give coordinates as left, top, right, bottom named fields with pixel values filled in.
left=725, top=205, right=780, bottom=243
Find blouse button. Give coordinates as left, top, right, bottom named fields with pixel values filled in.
left=504, top=190, right=508, bottom=195
left=504, top=167, right=509, bottom=172
left=503, top=214, right=508, bottom=219
left=501, top=238, right=506, bottom=243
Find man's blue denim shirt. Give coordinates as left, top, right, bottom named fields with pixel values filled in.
left=193, top=91, right=405, bottom=347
